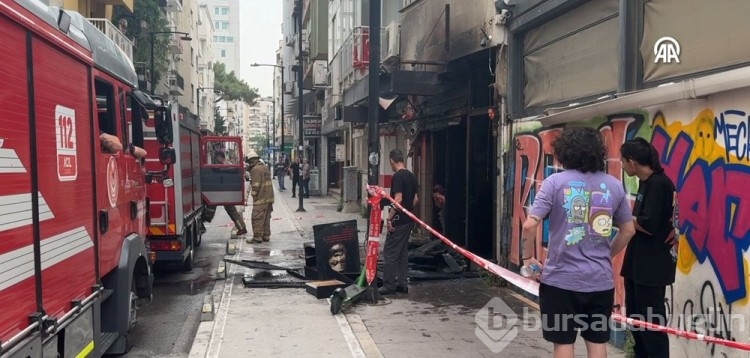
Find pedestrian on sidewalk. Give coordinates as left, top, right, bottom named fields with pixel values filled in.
left=246, top=151, right=275, bottom=243
left=521, top=127, right=635, bottom=358
left=379, top=149, right=419, bottom=295
left=301, top=158, right=311, bottom=198
left=290, top=157, right=301, bottom=198
left=620, top=138, right=676, bottom=358
left=274, top=159, right=287, bottom=190
left=202, top=151, right=247, bottom=236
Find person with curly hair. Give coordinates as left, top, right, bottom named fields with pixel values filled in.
left=521, top=127, right=636, bottom=358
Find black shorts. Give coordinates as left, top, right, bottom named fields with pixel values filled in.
left=539, top=282, right=614, bottom=344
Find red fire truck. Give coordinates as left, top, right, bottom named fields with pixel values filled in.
left=143, top=105, right=245, bottom=270
left=0, top=1, right=176, bottom=356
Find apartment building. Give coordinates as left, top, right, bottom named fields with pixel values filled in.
left=197, top=2, right=217, bottom=133
left=208, top=0, right=240, bottom=74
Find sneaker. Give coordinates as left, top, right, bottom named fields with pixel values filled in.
left=236, top=228, right=248, bottom=236
left=262, top=237, right=270, bottom=242
left=396, top=285, right=408, bottom=294
left=246, top=237, right=262, bottom=244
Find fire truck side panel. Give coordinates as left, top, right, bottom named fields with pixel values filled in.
left=0, top=14, right=40, bottom=345
left=170, top=109, right=183, bottom=233
left=31, top=32, right=97, bottom=319
left=144, top=105, right=202, bottom=266
left=191, top=132, right=201, bottom=211
left=178, top=122, right=202, bottom=222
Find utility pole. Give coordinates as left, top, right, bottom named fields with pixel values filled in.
left=365, top=0, right=382, bottom=303
left=296, top=0, right=306, bottom=212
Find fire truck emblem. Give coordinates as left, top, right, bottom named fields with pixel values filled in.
left=107, top=156, right=118, bottom=208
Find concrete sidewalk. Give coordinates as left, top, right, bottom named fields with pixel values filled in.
left=189, top=176, right=627, bottom=358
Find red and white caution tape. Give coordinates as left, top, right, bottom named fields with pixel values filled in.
left=365, top=190, right=383, bottom=285
left=367, top=185, right=750, bottom=352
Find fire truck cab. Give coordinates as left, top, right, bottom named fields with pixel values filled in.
left=0, top=1, right=175, bottom=356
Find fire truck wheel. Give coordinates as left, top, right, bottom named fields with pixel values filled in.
left=182, top=232, right=195, bottom=272
left=126, top=276, right=139, bottom=348
left=194, top=221, right=203, bottom=248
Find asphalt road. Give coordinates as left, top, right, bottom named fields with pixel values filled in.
left=119, top=210, right=237, bottom=358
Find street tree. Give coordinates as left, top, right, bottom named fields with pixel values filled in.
left=214, top=106, right=227, bottom=135
left=112, top=1, right=171, bottom=87
left=214, top=62, right=259, bottom=104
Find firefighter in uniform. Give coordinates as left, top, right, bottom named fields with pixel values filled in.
left=245, top=150, right=274, bottom=243
left=202, top=151, right=248, bottom=235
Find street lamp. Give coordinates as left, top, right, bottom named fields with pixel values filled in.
left=150, top=31, right=192, bottom=95
left=250, top=63, right=284, bottom=162
left=295, top=6, right=305, bottom=212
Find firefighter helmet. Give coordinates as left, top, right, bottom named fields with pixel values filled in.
left=246, top=150, right=260, bottom=159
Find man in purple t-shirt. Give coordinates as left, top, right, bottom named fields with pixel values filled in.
left=521, top=127, right=636, bottom=358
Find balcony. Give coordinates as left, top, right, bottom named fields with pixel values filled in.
left=159, top=0, right=183, bottom=13
left=169, top=73, right=184, bottom=96
left=168, top=35, right=184, bottom=54
left=86, top=18, right=134, bottom=62
left=339, top=26, right=385, bottom=88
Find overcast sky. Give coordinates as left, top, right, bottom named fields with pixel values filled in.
left=238, top=0, right=283, bottom=98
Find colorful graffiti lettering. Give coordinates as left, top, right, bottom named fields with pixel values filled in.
left=653, top=110, right=750, bottom=305
left=715, top=109, right=750, bottom=161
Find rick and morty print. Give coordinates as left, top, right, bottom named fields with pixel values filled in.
left=563, top=181, right=615, bottom=245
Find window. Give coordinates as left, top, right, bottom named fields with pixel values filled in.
left=191, top=84, right=195, bottom=104
left=215, top=21, right=220, bottom=28
left=226, top=36, right=234, bottom=43
left=221, top=49, right=226, bottom=57
left=215, top=7, right=219, bottom=15
left=95, top=79, right=118, bottom=153
left=117, top=87, right=129, bottom=148
left=128, top=94, right=145, bottom=149
left=221, top=7, right=228, bottom=15
left=95, top=79, right=116, bottom=136
left=219, top=35, right=226, bottom=42
left=222, top=21, right=229, bottom=29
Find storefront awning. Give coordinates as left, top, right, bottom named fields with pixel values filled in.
left=537, top=65, right=750, bottom=127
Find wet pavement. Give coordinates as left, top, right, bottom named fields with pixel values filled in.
left=183, top=177, right=627, bottom=357
left=121, top=209, right=238, bottom=358
left=188, top=179, right=362, bottom=358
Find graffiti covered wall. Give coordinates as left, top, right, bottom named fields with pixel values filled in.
left=508, top=88, right=750, bottom=357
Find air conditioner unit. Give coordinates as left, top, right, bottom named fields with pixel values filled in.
left=283, top=82, right=294, bottom=95
left=285, top=34, right=295, bottom=47
left=383, top=21, right=400, bottom=62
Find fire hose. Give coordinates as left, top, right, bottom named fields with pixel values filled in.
left=366, top=185, right=750, bottom=352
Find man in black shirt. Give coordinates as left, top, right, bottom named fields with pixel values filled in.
left=379, top=149, right=419, bottom=295
left=620, top=138, right=677, bottom=357
left=289, top=157, right=301, bottom=198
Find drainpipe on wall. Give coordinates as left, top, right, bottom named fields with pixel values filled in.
left=496, top=95, right=508, bottom=266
